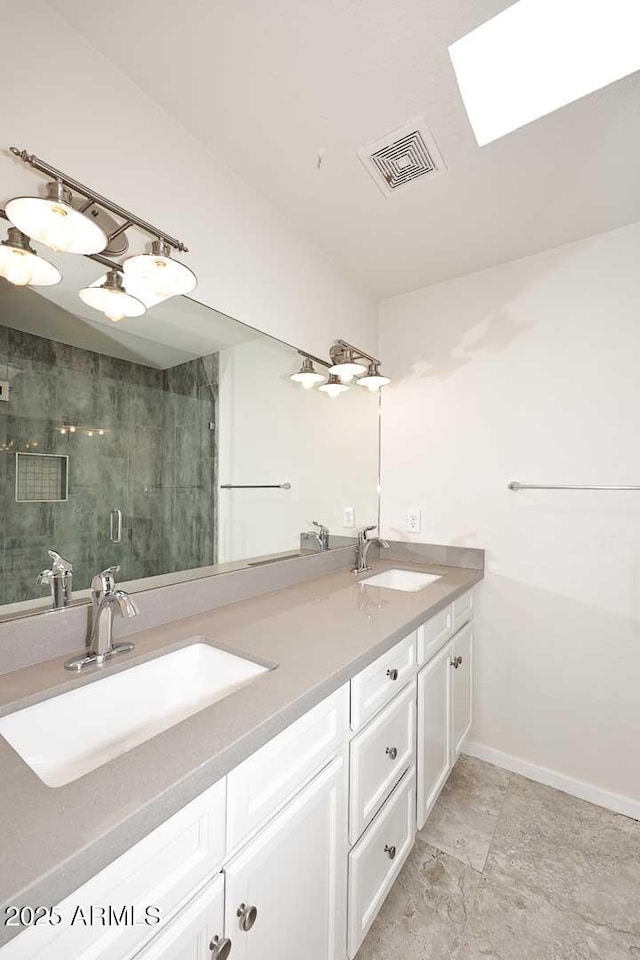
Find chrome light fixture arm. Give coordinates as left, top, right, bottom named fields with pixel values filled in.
left=9, top=147, right=188, bottom=253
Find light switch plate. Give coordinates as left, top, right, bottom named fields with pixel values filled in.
left=343, top=506, right=355, bottom=528
left=406, top=509, right=421, bottom=534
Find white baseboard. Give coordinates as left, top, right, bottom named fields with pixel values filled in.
left=463, top=739, right=640, bottom=822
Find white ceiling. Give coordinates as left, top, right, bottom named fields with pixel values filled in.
left=47, top=0, right=640, bottom=298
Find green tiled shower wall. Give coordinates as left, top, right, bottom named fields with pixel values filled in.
left=0, top=323, right=218, bottom=606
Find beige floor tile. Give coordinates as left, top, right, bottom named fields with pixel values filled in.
left=483, top=775, right=640, bottom=937
left=457, top=875, right=640, bottom=960
left=356, top=839, right=481, bottom=960
left=420, top=755, right=511, bottom=871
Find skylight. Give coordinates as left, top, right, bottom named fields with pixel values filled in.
left=449, top=0, right=640, bottom=145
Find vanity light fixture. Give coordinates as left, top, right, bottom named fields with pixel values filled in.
left=318, top=374, right=350, bottom=398
left=289, top=340, right=391, bottom=395
left=6, top=181, right=107, bottom=255
left=79, top=268, right=146, bottom=322
left=0, top=227, right=61, bottom=286
left=356, top=362, right=391, bottom=392
left=328, top=344, right=367, bottom=383
left=5, top=147, right=196, bottom=305
left=289, top=356, right=326, bottom=389
left=124, top=239, right=197, bottom=298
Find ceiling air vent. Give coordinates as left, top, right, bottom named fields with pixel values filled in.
left=358, top=117, right=446, bottom=197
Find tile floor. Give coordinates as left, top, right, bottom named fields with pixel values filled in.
left=356, top=756, right=640, bottom=959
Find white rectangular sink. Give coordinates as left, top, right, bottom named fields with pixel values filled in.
left=0, top=642, right=271, bottom=787
left=360, top=568, right=443, bottom=592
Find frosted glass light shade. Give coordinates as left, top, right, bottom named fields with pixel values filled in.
left=6, top=184, right=107, bottom=255
left=328, top=360, right=367, bottom=383
left=318, top=375, right=349, bottom=398
left=0, top=229, right=61, bottom=287
left=290, top=357, right=326, bottom=389
left=450, top=0, right=640, bottom=145
left=79, top=269, right=146, bottom=322
left=124, top=241, right=197, bottom=298
left=357, top=363, right=391, bottom=391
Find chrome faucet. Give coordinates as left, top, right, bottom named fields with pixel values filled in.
left=36, top=550, right=73, bottom=609
left=312, top=521, right=330, bottom=551
left=302, top=521, right=330, bottom=552
left=65, top=566, right=139, bottom=671
left=353, top=526, right=390, bottom=574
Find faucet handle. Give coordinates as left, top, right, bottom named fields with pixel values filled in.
left=91, top=565, right=120, bottom=596
left=48, top=550, right=73, bottom=575
left=312, top=520, right=328, bottom=533
left=357, top=525, right=377, bottom=542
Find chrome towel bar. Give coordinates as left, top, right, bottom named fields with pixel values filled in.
left=220, top=483, right=292, bottom=490
left=509, top=482, right=640, bottom=491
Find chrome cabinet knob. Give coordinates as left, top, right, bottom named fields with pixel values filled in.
left=451, top=656, right=463, bottom=669
left=386, top=746, right=398, bottom=760
left=209, top=935, right=232, bottom=959
left=384, top=844, right=397, bottom=860
left=237, top=903, right=258, bottom=932
left=386, top=668, right=399, bottom=681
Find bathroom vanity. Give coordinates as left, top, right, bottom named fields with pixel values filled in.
left=0, top=556, right=480, bottom=960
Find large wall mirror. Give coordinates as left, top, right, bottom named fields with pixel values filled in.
left=0, top=254, right=379, bottom=621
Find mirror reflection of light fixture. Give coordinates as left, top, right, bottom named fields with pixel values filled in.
left=124, top=239, right=197, bottom=298
left=357, top=362, right=391, bottom=392
left=328, top=345, right=367, bottom=383
left=290, top=356, right=326, bottom=389
left=318, top=374, right=349, bottom=398
left=79, top=268, right=146, bottom=323
left=6, top=182, right=108, bottom=255
left=0, top=227, right=61, bottom=287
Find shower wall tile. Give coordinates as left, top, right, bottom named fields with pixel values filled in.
left=0, top=320, right=217, bottom=608
left=8, top=367, right=56, bottom=420
left=56, top=368, right=100, bottom=422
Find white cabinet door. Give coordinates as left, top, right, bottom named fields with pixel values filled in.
left=224, top=754, right=347, bottom=960
left=416, top=639, right=452, bottom=830
left=452, top=623, right=473, bottom=758
left=135, top=874, right=227, bottom=960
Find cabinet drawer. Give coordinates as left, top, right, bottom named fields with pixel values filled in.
left=453, top=589, right=474, bottom=633
left=418, top=604, right=452, bottom=665
left=349, top=682, right=416, bottom=843
left=347, top=768, right=416, bottom=959
left=350, top=632, right=417, bottom=731
left=1, top=778, right=226, bottom=960
left=226, top=685, right=349, bottom=852
left=134, top=873, right=225, bottom=960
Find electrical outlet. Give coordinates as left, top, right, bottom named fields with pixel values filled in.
left=343, top=506, right=355, bottom=528
left=406, top=510, right=421, bottom=534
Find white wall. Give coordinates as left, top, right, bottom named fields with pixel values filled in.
left=0, top=2, right=376, bottom=357
left=380, top=221, right=640, bottom=813
left=217, top=337, right=379, bottom=562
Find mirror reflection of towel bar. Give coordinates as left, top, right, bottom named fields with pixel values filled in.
left=509, top=482, right=640, bottom=491
left=220, top=483, right=292, bottom=490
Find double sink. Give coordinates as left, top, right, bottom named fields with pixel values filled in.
left=0, top=568, right=442, bottom=789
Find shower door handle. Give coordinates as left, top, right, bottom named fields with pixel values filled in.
left=109, top=509, right=123, bottom=544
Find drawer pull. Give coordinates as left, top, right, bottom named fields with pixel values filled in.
left=384, top=844, right=397, bottom=860
left=451, top=656, right=463, bottom=669
left=386, top=668, right=399, bottom=681
left=210, top=936, right=232, bottom=959
left=237, top=903, right=258, bottom=932
left=385, top=746, right=398, bottom=760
